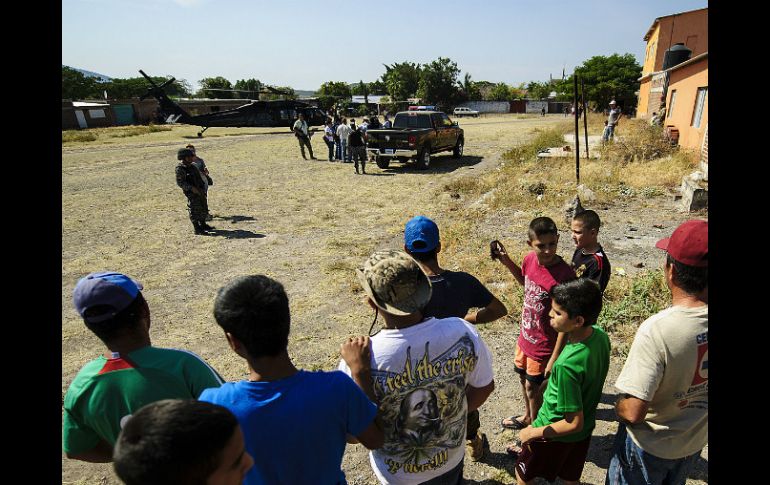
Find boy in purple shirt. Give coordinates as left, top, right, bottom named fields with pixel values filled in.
left=491, top=217, right=576, bottom=452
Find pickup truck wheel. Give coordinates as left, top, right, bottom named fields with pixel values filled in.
left=453, top=138, right=464, bottom=158
left=375, top=156, right=390, bottom=169
left=416, top=147, right=431, bottom=170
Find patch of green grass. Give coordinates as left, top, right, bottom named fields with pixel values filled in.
left=599, top=269, right=669, bottom=334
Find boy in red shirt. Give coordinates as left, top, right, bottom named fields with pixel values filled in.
left=492, top=217, right=576, bottom=450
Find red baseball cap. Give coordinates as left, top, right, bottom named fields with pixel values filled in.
left=655, top=220, right=708, bottom=267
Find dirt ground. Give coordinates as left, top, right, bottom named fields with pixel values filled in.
left=62, top=114, right=707, bottom=484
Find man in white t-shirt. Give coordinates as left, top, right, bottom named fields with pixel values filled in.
left=606, top=220, right=708, bottom=485
left=340, top=250, right=495, bottom=485
left=336, top=118, right=352, bottom=162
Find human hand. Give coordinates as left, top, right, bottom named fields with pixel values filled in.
left=341, top=336, right=371, bottom=374
left=491, top=240, right=511, bottom=264
left=519, top=425, right=537, bottom=444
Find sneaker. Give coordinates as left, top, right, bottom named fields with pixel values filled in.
left=466, top=431, right=485, bottom=462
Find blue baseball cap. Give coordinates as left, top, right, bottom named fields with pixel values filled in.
left=404, top=216, right=439, bottom=253
left=73, top=271, right=144, bottom=324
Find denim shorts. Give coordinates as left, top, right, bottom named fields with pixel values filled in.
left=605, top=423, right=701, bottom=485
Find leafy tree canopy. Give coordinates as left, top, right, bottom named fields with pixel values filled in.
left=198, top=76, right=234, bottom=98
left=417, top=57, right=462, bottom=108
left=62, top=66, right=98, bottom=99
left=381, top=61, right=422, bottom=102
left=62, top=67, right=192, bottom=100
left=233, top=78, right=262, bottom=99
left=554, top=54, right=642, bottom=108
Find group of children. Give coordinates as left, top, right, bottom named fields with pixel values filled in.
left=64, top=208, right=616, bottom=485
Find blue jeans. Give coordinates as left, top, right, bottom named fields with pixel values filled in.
left=335, top=139, right=342, bottom=160
left=339, top=140, right=348, bottom=162
left=602, top=124, right=616, bottom=141
left=605, top=424, right=701, bottom=485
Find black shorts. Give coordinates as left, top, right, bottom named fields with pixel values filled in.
left=515, top=435, right=592, bottom=482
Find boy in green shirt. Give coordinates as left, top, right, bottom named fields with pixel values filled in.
left=510, top=278, right=611, bottom=485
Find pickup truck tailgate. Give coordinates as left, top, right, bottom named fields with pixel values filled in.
left=366, top=129, right=414, bottom=151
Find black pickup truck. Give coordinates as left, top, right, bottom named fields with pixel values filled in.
left=365, top=111, right=464, bottom=169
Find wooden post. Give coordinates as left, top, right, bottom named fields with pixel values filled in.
left=581, top=77, right=589, bottom=159
left=574, top=74, right=580, bottom=185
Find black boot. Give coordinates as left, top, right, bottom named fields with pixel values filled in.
left=201, top=222, right=215, bottom=231
left=193, top=221, right=206, bottom=235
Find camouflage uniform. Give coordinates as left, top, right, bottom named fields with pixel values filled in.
left=175, top=162, right=208, bottom=224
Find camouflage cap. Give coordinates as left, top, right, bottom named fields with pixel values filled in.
left=356, top=250, right=432, bottom=316
left=177, top=148, right=194, bottom=160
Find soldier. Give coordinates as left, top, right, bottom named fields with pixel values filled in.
left=292, top=113, right=316, bottom=160
left=175, top=148, right=215, bottom=235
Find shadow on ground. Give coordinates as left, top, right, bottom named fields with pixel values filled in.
left=181, top=130, right=294, bottom=139
left=377, top=155, right=484, bottom=175
left=206, top=229, right=265, bottom=239
left=215, top=215, right=257, bottom=223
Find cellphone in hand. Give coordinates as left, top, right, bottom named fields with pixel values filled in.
left=490, top=240, right=502, bottom=260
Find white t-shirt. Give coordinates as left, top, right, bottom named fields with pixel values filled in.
left=336, top=123, right=352, bottom=141
left=615, top=305, right=708, bottom=459
left=339, top=317, right=494, bottom=484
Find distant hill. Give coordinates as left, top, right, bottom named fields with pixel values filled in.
left=63, top=65, right=112, bottom=82
left=296, top=90, right=316, bottom=98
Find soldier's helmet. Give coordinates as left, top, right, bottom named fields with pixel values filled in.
left=177, top=148, right=194, bottom=160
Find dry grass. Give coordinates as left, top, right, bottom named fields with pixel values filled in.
left=62, top=123, right=173, bottom=144
left=62, top=114, right=706, bottom=485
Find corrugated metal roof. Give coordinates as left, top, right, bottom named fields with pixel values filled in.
left=73, top=101, right=109, bottom=107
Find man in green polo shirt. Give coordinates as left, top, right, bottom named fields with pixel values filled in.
left=62, top=271, right=224, bottom=462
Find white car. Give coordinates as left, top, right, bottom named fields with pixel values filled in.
left=453, top=107, right=479, bottom=118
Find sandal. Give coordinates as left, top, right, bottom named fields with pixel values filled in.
left=501, top=415, right=528, bottom=430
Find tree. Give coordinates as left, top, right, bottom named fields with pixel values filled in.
left=104, top=76, right=191, bottom=99
left=198, top=76, right=234, bottom=98
left=545, top=54, right=642, bottom=107
left=417, top=57, right=462, bottom=108
left=381, top=61, right=422, bottom=102
left=233, top=78, right=262, bottom=99
left=526, top=81, right=552, bottom=100
left=368, top=79, right=386, bottom=94
left=317, top=81, right=352, bottom=110
left=488, top=82, right=513, bottom=101
left=62, top=66, right=99, bottom=99
left=574, top=54, right=641, bottom=108
left=460, top=73, right=481, bottom=101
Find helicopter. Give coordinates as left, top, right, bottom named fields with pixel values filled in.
left=139, top=70, right=328, bottom=137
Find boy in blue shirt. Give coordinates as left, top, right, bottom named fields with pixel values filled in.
left=200, top=275, right=383, bottom=485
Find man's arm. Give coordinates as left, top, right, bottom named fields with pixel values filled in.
left=518, top=411, right=584, bottom=443
left=466, top=380, right=495, bottom=412
left=65, top=439, right=113, bottom=463
left=465, top=296, right=508, bottom=324
left=615, top=394, right=650, bottom=425
left=340, top=336, right=385, bottom=447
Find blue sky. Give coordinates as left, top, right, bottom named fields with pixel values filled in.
left=62, top=0, right=708, bottom=91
